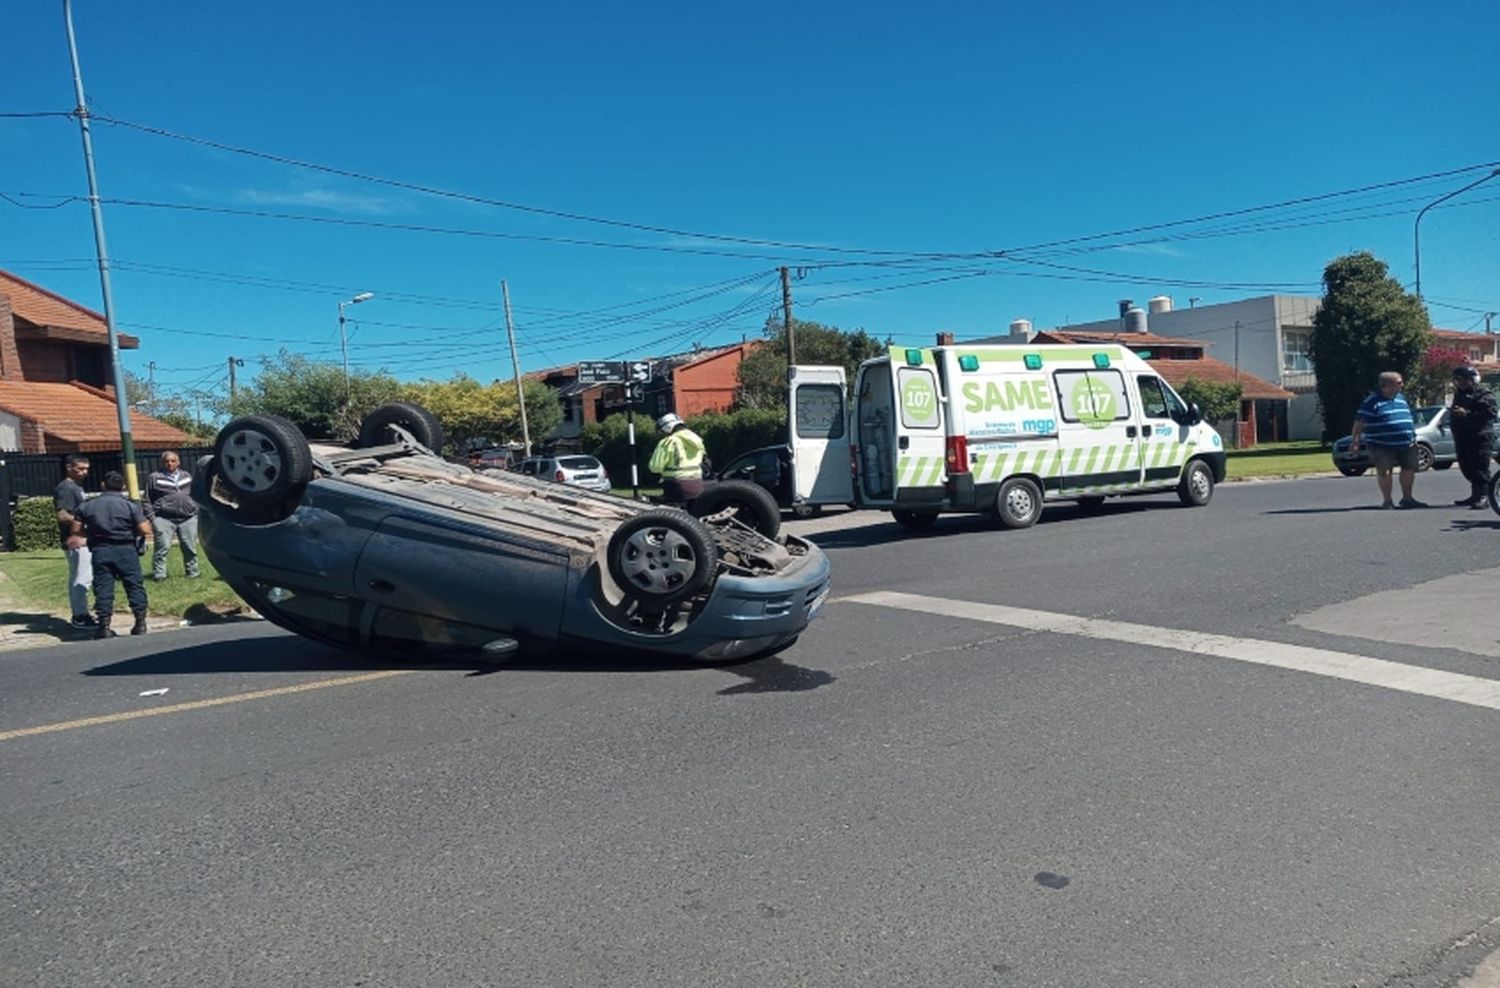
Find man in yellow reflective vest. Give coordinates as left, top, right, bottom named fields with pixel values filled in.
left=649, top=413, right=706, bottom=506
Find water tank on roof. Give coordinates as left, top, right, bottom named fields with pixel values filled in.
left=1118, top=299, right=1134, bottom=318
left=1149, top=295, right=1173, bottom=314
left=1124, top=307, right=1149, bottom=334
left=1009, top=318, right=1033, bottom=339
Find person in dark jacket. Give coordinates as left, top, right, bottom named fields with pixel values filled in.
left=144, top=450, right=201, bottom=579
left=1449, top=366, right=1497, bottom=508
left=53, top=454, right=96, bottom=629
left=70, top=471, right=152, bottom=638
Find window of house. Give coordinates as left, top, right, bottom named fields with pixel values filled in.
left=1283, top=329, right=1314, bottom=373
left=1470, top=347, right=1482, bottom=361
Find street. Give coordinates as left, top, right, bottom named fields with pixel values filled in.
left=4, top=470, right=1500, bottom=987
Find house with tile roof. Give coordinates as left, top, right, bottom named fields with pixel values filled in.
left=0, top=269, right=193, bottom=452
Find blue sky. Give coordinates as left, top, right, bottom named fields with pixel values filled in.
left=3, top=1, right=1497, bottom=402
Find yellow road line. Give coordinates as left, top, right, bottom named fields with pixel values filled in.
left=0, top=669, right=414, bottom=743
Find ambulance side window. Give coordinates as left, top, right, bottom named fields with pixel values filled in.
left=1137, top=376, right=1171, bottom=419
left=896, top=367, right=941, bottom=430
left=1054, top=370, right=1130, bottom=423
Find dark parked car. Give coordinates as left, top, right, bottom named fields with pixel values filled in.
left=193, top=403, right=830, bottom=664
left=715, top=444, right=823, bottom=518
left=1332, top=406, right=1500, bottom=475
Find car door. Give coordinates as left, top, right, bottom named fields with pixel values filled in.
left=1137, top=374, right=1191, bottom=487
left=893, top=360, right=946, bottom=494
left=1052, top=367, right=1142, bottom=493
left=789, top=365, right=854, bottom=504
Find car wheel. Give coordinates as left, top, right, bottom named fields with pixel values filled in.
left=1415, top=443, right=1434, bottom=472
left=1177, top=459, right=1215, bottom=506
left=994, top=477, right=1043, bottom=529
left=689, top=480, right=781, bottom=539
left=1336, top=465, right=1367, bottom=477
left=1076, top=495, right=1106, bottom=510
left=1490, top=471, right=1500, bottom=516
left=891, top=509, right=939, bottom=530
left=791, top=502, right=823, bottom=519
left=357, top=401, right=446, bottom=452
left=1432, top=460, right=1453, bottom=471
left=606, top=509, right=717, bottom=606
left=212, top=414, right=313, bottom=510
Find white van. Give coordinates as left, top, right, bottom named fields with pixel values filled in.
left=787, top=342, right=1226, bottom=529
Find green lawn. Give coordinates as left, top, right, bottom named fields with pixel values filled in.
left=1225, top=441, right=1334, bottom=479
left=0, top=549, right=245, bottom=620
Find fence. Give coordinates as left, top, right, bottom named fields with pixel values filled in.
left=0, top=447, right=213, bottom=551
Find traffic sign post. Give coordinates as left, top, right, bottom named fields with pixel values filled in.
left=577, top=360, right=625, bottom=386
left=624, top=362, right=651, bottom=499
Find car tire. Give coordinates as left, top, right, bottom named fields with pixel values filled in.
left=791, top=502, right=823, bottom=519
left=1432, top=460, right=1453, bottom=471
left=357, top=401, right=446, bottom=452
left=1336, top=465, right=1367, bottom=477
left=607, top=508, right=717, bottom=606
left=1415, top=443, right=1434, bottom=472
left=1076, top=495, right=1106, bottom=511
left=994, top=477, right=1043, bottom=529
left=212, top=414, right=313, bottom=510
left=891, top=509, right=939, bottom=530
left=1177, top=459, right=1215, bottom=506
left=1490, top=471, right=1500, bottom=516
left=689, top=480, right=781, bottom=539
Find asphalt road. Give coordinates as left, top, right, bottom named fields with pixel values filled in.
left=4, top=469, right=1500, bottom=987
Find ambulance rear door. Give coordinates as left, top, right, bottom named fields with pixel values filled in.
left=891, top=352, right=947, bottom=507
left=788, top=365, right=853, bottom=505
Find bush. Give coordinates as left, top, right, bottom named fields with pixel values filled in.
left=12, top=496, right=61, bottom=552
left=580, top=407, right=789, bottom=485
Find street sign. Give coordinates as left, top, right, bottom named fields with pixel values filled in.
left=576, top=360, right=625, bottom=386
left=627, top=382, right=645, bottom=403
left=629, top=361, right=652, bottom=383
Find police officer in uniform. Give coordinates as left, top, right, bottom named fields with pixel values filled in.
left=649, top=413, right=706, bottom=506
left=69, top=471, right=152, bottom=638
left=1449, top=366, right=1497, bottom=508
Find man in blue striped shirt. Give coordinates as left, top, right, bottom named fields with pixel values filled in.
left=1349, top=370, right=1424, bottom=509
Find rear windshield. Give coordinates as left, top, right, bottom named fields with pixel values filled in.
left=559, top=456, right=601, bottom=470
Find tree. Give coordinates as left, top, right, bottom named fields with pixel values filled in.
left=1177, top=378, right=1243, bottom=423
left=400, top=375, right=562, bottom=453
left=124, top=370, right=153, bottom=412
left=735, top=316, right=887, bottom=410
left=1407, top=343, right=1469, bottom=406
left=233, top=350, right=402, bottom=440
left=1308, top=252, right=1432, bottom=440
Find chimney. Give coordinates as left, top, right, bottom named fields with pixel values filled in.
left=936, top=331, right=955, bottom=346
left=1118, top=299, right=1134, bottom=318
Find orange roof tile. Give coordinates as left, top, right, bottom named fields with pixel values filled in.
left=0, top=381, right=194, bottom=450
left=0, top=269, right=108, bottom=334
left=1147, top=356, right=1293, bottom=401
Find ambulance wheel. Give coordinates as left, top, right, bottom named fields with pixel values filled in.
left=995, top=477, right=1043, bottom=529
left=1177, top=459, right=1215, bottom=506
left=1076, top=495, right=1106, bottom=511
left=607, top=509, right=716, bottom=606
left=689, top=480, right=781, bottom=539
left=891, top=509, right=938, bottom=530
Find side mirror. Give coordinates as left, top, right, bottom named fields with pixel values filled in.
left=1189, top=402, right=1203, bottom=425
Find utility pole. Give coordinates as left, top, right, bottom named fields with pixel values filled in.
left=227, top=356, right=244, bottom=413
left=781, top=266, right=796, bottom=365
left=1486, top=312, right=1496, bottom=336
left=64, top=0, right=138, bottom=498
left=502, top=280, right=532, bottom=457
left=1414, top=168, right=1500, bottom=299
left=1234, top=320, right=1241, bottom=379
left=147, top=361, right=157, bottom=415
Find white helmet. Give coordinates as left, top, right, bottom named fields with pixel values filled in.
left=656, top=413, right=684, bottom=433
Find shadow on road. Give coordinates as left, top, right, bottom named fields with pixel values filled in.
left=1263, top=505, right=1397, bottom=514
left=1448, top=518, right=1500, bottom=532
left=805, top=502, right=1154, bottom=550
left=0, top=610, right=88, bottom=644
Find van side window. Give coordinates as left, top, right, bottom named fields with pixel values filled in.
left=1138, top=376, right=1171, bottom=419
left=1054, top=370, right=1130, bottom=424
left=895, top=367, right=941, bottom=430
left=795, top=384, right=845, bottom=439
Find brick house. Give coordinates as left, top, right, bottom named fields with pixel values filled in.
left=0, top=269, right=193, bottom=452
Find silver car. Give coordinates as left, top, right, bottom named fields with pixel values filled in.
left=1331, top=405, right=1500, bottom=475
left=516, top=455, right=612, bottom=493
left=193, top=404, right=830, bottom=664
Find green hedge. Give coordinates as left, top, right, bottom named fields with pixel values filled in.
left=12, top=496, right=61, bottom=552
left=580, top=407, right=788, bottom=485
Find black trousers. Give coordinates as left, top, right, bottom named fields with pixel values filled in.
left=661, top=477, right=705, bottom=506
left=1455, top=436, right=1493, bottom=498
left=91, top=544, right=148, bottom=618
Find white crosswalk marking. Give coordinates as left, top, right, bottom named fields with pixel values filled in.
left=842, top=591, right=1500, bottom=712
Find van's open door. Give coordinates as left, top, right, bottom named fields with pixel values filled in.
left=788, top=365, right=853, bottom=505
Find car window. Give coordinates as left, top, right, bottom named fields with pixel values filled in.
left=558, top=456, right=600, bottom=470
left=1415, top=407, right=1441, bottom=427
left=1055, top=369, right=1130, bottom=424
left=795, top=384, right=845, bottom=439
left=1137, top=376, right=1171, bottom=419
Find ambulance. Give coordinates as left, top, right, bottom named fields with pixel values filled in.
left=786, top=342, right=1227, bottom=529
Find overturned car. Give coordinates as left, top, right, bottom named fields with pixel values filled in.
left=192, top=403, right=831, bottom=663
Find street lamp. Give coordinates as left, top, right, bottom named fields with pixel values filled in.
left=1414, top=168, right=1500, bottom=300
left=337, top=291, right=375, bottom=399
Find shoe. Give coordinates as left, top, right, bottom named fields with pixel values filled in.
left=1379, top=501, right=1395, bottom=510
left=1399, top=498, right=1427, bottom=508
left=1473, top=501, right=1489, bottom=510
left=152, top=574, right=167, bottom=582
left=1455, top=497, right=1480, bottom=506
left=93, top=620, right=116, bottom=640
left=130, top=612, right=149, bottom=636
left=69, top=614, right=98, bottom=629
left=186, top=571, right=201, bottom=580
